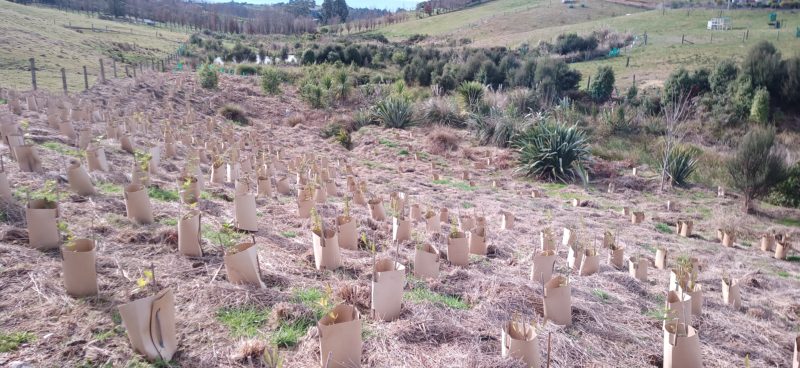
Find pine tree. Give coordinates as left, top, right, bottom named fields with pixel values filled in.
left=321, top=0, right=335, bottom=24
left=334, top=0, right=349, bottom=22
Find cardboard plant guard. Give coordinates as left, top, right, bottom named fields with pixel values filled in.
left=424, top=210, right=438, bottom=232
left=312, top=227, right=342, bottom=271
left=86, top=145, right=110, bottom=172
left=540, top=229, right=556, bottom=251
left=655, top=247, right=668, bottom=270
left=721, top=274, right=741, bottom=309
left=530, top=250, right=556, bottom=284
left=14, top=144, right=43, bottom=173
left=223, top=242, right=265, bottom=289
left=579, top=248, right=600, bottom=276
left=67, top=160, right=96, bottom=196
left=608, top=244, right=625, bottom=270
left=501, top=320, right=541, bottom=368
left=61, top=238, right=98, bottom=297
left=371, top=259, right=406, bottom=321
left=543, top=275, right=572, bottom=326
left=794, top=335, right=799, bottom=368
left=468, top=226, right=487, bottom=255
left=663, top=321, right=702, bottom=368
left=337, top=215, right=358, bottom=250
left=567, top=243, right=583, bottom=271
left=628, top=256, right=648, bottom=282
left=178, top=210, right=202, bottom=257
left=677, top=220, right=693, bottom=238
left=27, top=199, right=60, bottom=249
left=118, top=288, right=178, bottom=362
left=413, top=243, right=440, bottom=279
left=233, top=188, right=258, bottom=232
left=368, top=198, right=386, bottom=222
left=774, top=240, right=791, bottom=260
left=318, top=304, right=362, bottom=368
left=447, top=229, right=469, bottom=266
left=392, top=216, right=411, bottom=242
left=501, top=211, right=515, bottom=230
left=124, top=184, right=154, bottom=225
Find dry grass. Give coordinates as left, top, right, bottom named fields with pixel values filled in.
left=0, top=71, right=798, bottom=368
left=426, top=127, right=461, bottom=155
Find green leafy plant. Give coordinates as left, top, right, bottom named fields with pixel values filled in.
left=661, top=146, right=699, bottom=187
left=0, top=331, right=35, bottom=353
left=372, top=95, right=415, bottom=129
left=197, top=63, right=219, bottom=90
left=300, top=83, right=326, bottom=109
left=261, top=67, right=282, bottom=95
left=513, top=122, right=589, bottom=183
left=456, top=81, right=485, bottom=112
left=727, top=127, right=787, bottom=212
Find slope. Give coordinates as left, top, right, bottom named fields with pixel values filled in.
left=0, top=1, right=188, bottom=92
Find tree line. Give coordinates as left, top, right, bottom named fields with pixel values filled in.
left=11, top=0, right=402, bottom=35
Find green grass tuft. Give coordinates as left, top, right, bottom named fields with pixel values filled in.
left=776, top=218, right=800, bottom=227
left=592, top=289, right=612, bottom=303
left=41, top=141, right=82, bottom=158
left=159, top=218, right=178, bottom=226
left=148, top=187, right=180, bottom=202
left=97, top=182, right=123, bottom=195
left=0, top=331, right=35, bottom=352
left=776, top=270, right=790, bottom=278
left=202, top=224, right=244, bottom=248
left=405, top=282, right=469, bottom=310
left=379, top=138, right=398, bottom=148
left=291, top=288, right=326, bottom=318
left=271, top=319, right=314, bottom=348
left=281, top=231, right=297, bottom=238
left=216, top=306, right=269, bottom=338
left=654, top=223, right=673, bottom=234
left=461, top=202, right=475, bottom=209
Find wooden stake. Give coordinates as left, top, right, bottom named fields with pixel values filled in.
left=546, top=332, right=552, bottom=368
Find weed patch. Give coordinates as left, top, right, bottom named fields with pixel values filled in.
left=148, top=187, right=179, bottom=202
left=405, top=281, right=469, bottom=310
left=654, top=223, right=673, bottom=234
left=216, top=306, right=269, bottom=338
left=0, top=331, right=35, bottom=352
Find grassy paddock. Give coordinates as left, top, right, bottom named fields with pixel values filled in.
left=0, top=1, right=188, bottom=92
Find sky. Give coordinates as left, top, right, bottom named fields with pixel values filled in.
left=205, top=0, right=418, bottom=10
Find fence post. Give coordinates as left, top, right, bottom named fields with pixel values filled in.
left=83, top=66, right=88, bottom=90
left=61, top=68, right=67, bottom=95
left=113, top=60, right=117, bottom=78
left=586, top=75, right=591, bottom=89
left=681, top=34, right=685, bottom=45
left=125, top=65, right=129, bottom=78
left=626, top=56, right=630, bottom=67
left=133, top=65, right=137, bottom=78
left=99, top=59, right=106, bottom=83
left=160, top=60, right=164, bottom=72
left=29, top=58, right=37, bottom=91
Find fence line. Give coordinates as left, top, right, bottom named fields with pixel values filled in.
left=24, top=45, right=185, bottom=95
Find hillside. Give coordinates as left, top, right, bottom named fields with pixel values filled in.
left=1, top=68, right=799, bottom=368
left=376, top=1, right=800, bottom=88
left=376, top=0, right=644, bottom=45
left=0, top=1, right=188, bottom=92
